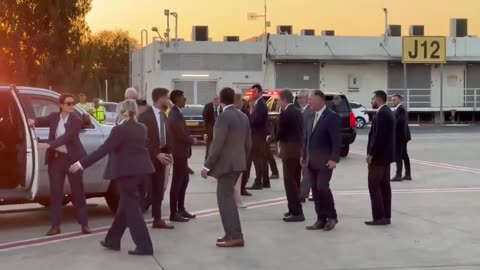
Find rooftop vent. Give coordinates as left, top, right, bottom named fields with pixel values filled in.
left=321, top=30, right=335, bottom=36
left=301, top=29, right=315, bottom=36
left=388, top=25, right=401, bottom=37
left=450, top=18, right=468, bottom=37
left=277, top=25, right=292, bottom=35
left=192, top=26, right=209, bottom=41
left=224, top=36, right=240, bottom=42
left=409, top=25, right=424, bottom=36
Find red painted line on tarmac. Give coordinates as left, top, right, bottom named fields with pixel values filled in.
left=0, top=197, right=285, bottom=252
left=350, top=150, right=480, bottom=174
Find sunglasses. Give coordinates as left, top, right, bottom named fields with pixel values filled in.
left=62, top=102, right=75, bottom=106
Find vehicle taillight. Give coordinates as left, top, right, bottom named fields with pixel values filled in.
left=349, top=112, right=356, bottom=128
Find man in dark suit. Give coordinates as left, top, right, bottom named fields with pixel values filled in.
left=297, top=89, right=314, bottom=202
left=202, top=95, right=222, bottom=160
left=168, top=90, right=198, bottom=222
left=366, top=90, right=396, bottom=226
left=138, top=88, right=174, bottom=229
left=391, top=94, right=412, bottom=181
left=70, top=99, right=155, bottom=255
left=201, top=87, right=251, bottom=248
left=268, top=90, right=305, bottom=222
left=246, top=84, right=270, bottom=190
left=28, top=93, right=90, bottom=236
left=302, top=90, right=341, bottom=232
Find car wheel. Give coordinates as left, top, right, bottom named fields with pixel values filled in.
left=105, top=180, right=151, bottom=214
left=355, top=117, right=366, bottom=129
left=38, top=198, right=70, bottom=208
left=340, top=145, right=350, bottom=158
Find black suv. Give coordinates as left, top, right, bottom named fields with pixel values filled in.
left=267, top=91, right=357, bottom=157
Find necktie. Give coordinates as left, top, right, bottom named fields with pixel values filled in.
left=312, top=112, right=320, bottom=131
left=214, top=107, right=219, bottom=119
left=159, top=111, right=166, bottom=147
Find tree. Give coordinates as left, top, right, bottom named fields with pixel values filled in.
left=0, top=0, right=92, bottom=89
left=80, top=30, right=136, bottom=102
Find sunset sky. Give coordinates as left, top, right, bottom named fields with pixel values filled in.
left=86, top=0, right=480, bottom=43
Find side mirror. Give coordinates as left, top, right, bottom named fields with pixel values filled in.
left=81, top=113, right=92, bottom=129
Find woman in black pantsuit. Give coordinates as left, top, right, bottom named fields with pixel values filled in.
left=70, top=99, right=155, bottom=256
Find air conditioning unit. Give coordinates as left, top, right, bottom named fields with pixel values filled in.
left=277, top=25, right=292, bottom=35
left=301, top=29, right=315, bottom=36
left=224, top=36, right=240, bottom=42
left=388, top=25, right=401, bottom=36
left=192, top=26, right=209, bottom=41
left=450, top=18, right=468, bottom=37
left=348, top=74, right=361, bottom=90
left=321, top=30, right=335, bottom=36
left=409, top=25, right=424, bottom=36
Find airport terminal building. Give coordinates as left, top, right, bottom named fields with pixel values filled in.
left=131, top=22, right=480, bottom=123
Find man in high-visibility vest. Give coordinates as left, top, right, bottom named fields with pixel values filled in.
left=77, top=93, right=93, bottom=114
left=91, top=98, right=106, bottom=124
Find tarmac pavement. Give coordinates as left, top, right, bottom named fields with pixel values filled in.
left=1, top=127, right=480, bottom=270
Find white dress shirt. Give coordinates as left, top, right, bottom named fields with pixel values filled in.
left=312, top=105, right=327, bottom=130
left=152, top=106, right=167, bottom=147
left=394, top=102, right=404, bottom=111
left=55, top=113, right=70, bottom=153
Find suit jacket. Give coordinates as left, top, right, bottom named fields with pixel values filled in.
left=202, top=102, right=222, bottom=140
left=302, top=107, right=341, bottom=170
left=204, top=106, right=252, bottom=178
left=35, top=112, right=87, bottom=165
left=394, top=104, right=411, bottom=143
left=138, top=107, right=172, bottom=165
left=250, top=97, right=269, bottom=136
left=367, top=105, right=396, bottom=165
left=168, top=106, right=194, bottom=159
left=268, top=105, right=304, bottom=159
left=81, top=120, right=154, bottom=179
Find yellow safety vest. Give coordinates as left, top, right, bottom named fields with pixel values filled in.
left=78, top=102, right=93, bottom=113
left=92, top=106, right=106, bottom=124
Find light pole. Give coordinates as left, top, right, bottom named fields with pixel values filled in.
left=140, top=29, right=148, bottom=96
left=164, top=9, right=170, bottom=47
left=170, top=12, right=178, bottom=47
left=382, top=8, right=389, bottom=45
left=247, top=0, right=269, bottom=36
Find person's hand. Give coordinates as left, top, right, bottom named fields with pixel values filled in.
left=266, top=135, right=271, bottom=143
left=201, top=169, right=208, bottom=179
left=203, top=134, right=208, bottom=141
left=326, top=160, right=337, bottom=170
left=28, top=119, right=35, bottom=127
left=157, top=153, right=171, bottom=165
left=367, top=155, right=374, bottom=165
left=192, top=137, right=198, bottom=144
left=37, top=142, right=50, bottom=150
left=69, top=162, right=83, bottom=173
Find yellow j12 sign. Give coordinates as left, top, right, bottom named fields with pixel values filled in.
left=402, top=36, right=447, bottom=64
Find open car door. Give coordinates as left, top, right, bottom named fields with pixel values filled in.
left=10, top=85, right=39, bottom=199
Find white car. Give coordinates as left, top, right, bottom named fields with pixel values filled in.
left=350, top=102, right=370, bottom=129
left=100, top=102, right=118, bottom=125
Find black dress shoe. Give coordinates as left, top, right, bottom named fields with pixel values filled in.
left=300, top=198, right=306, bottom=203
left=365, top=218, right=390, bottom=226
left=323, top=219, right=338, bottom=231
left=128, top=249, right=153, bottom=256
left=100, top=240, right=120, bottom=251
left=247, top=184, right=263, bottom=190
left=308, top=197, right=314, bottom=201
left=180, top=210, right=196, bottom=219
left=284, top=211, right=291, bottom=217
left=306, top=220, right=325, bottom=230
left=403, top=175, right=412, bottom=181
left=269, top=174, right=279, bottom=180
left=283, top=215, right=305, bottom=222
left=188, top=168, right=194, bottom=175
left=170, top=214, right=189, bottom=222
left=241, top=190, right=252, bottom=196
left=391, top=176, right=403, bottom=182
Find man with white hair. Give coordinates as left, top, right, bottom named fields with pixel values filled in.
left=115, top=87, right=148, bottom=125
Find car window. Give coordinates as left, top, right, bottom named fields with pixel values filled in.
left=350, top=103, right=360, bottom=109
left=102, top=104, right=117, bottom=113
left=326, top=95, right=350, bottom=113
left=31, top=97, right=59, bottom=118
left=181, top=107, right=203, bottom=116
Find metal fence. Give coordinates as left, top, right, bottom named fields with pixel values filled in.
left=464, top=88, right=480, bottom=109
left=387, top=88, right=431, bottom=108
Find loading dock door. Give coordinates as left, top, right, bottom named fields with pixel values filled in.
left=275, top=62, right=320, bottom=89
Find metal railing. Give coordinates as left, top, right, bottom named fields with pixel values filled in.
left=463, top=88, right=480, bottom=110
left=387, top=88, right=431, bottom=108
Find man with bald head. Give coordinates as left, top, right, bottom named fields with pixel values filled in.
left=115, top=87, right=148, bottom=125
